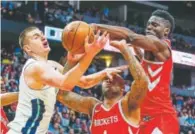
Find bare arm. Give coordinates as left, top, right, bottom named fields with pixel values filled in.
left=0, top=92, right=18, bottom=107
left=56, top=54, right=100, bottom=115
left=111, top=40, right=148, bottom=110
left=132, top=46, right=144, bottom=61
left=59, top=55, right=127, bottom=89
left=30, top=31, right=109, bottom=91
left=78, top=66, right=127, bottom=89
left=57, top=91, right=100, bottom=115
left=33, top=51, right=96, bottom=91
left=93, top=24, right=170, bottom=61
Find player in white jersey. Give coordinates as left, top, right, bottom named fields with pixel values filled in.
left=7, top=26, right=109, bottom=134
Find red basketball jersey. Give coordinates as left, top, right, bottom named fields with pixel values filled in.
left=90, top=100, right=139, bottom=134
left=141, top=39, right=177, bottom=118
left=1, top=108, right=9, bottom=134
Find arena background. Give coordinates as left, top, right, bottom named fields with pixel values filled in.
left=1, top=1, right=195, bottom=134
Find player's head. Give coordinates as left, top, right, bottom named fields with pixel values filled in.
left=102, top=74, right=125, bottom=100
left=19, top=26, right=50, bottom=57
left=146, top=10, right=175, bottom=38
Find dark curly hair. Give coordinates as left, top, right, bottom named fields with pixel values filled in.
left=152, top=10, right=175, bottom=34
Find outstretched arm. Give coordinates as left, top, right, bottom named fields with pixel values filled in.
left=29, top=31, right=109, bottom=91
left=0, top=92, right=18, bottom=107
left=78, top=66, right=127, bottom=89
left=57, top=91, right=100, bottom=115
left=92, top=24, right=170, bottom=61
left=59, top=55, right=127, bottom=89
left=111, top=40, right=148, bottom=110
left=56, top=53, right=101, bottom=115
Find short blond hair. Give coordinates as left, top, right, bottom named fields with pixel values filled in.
left=19, top=26, right=38, bottom=49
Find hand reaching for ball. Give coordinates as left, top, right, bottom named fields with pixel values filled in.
left=67, top=52, right=85, bottom=64
left=85, top=30, right=109, bottom=56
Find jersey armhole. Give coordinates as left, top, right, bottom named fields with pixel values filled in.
left=118, top=100, right=139, bottom=128
left=89, top=102, right=100, bottom=130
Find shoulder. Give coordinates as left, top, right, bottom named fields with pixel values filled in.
left=25, top=61, right=49, bottom=75
left=146, top=35, right=170, bottom=51
left=48, top=60, right=63, bottom=72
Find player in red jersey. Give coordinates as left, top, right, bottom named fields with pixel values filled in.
left=57, top=40, right=148, bottom=134
left=92, top=9, right=179, bottom=134
left=0, top=92, right=19, bottom=134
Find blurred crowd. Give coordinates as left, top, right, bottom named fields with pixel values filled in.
left=1, top=41, right=195, bottom=133
left=173, top=94, right=195, bottom=134
left=1, top=1, right=195, bottom=133
left=1, top=1, right=195, bottom=54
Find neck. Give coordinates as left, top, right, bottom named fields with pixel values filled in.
left=103, top=96, right=122, bottom=109
left=31, top=53, right=48, bottom=61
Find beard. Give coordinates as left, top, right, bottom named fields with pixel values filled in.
left=103, top=89, right=121, bottom=100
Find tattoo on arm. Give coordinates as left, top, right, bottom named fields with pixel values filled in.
left=57, top=91, right=99, bottom=115
left=121, top=46, right=145, bottom=81
left=57, top=61, right=99, bottom=115
left=120, top=46, right=148, bottom=110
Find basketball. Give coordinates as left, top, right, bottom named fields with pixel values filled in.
left=62, top=21, right=94, bottom=54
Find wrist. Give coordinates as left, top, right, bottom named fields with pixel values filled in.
left=66, top=59, right=77, bottom=66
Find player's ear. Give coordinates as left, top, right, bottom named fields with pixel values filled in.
left=164, top=28, right=170, bottom=37
left=23, top=45, right=31, bottom=54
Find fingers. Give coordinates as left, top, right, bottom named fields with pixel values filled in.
left=98, top=32, right=109, bottom=48
left=113, top=65, right=128, bottom=71
left=110, top=40, right=119, bottom=47
left=106, top=72, right=113, bottom=81
left=95, top=30, right=101, bottom=41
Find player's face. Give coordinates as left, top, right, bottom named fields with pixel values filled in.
left=23, top=29, right=50, bottom=56
left=146, top=16, right=169, bottom=39
left=102, top=74, right=124, bottom=99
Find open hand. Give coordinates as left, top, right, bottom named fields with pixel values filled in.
left=85, top=30, right=109, bottom=56
left=110, top=40, right=127, bottom=51
left=104, top=65, right=128, bottom=80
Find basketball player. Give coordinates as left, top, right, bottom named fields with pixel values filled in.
left=57, top=40, right=148, bottom=134
left=7, top=27, right=109, bottom=134
left=1, top=77, right=19, bottom=134
left=92, top=10, right=179, bottom=134
left=1, top=92, right=19, bottom=134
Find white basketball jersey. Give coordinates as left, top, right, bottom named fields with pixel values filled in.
left=7, top=58, right=59, bottom=134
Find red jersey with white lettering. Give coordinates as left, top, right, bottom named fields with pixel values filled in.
left=1, top=108, right=9, bottom=134
left=140, top=39, right=177, bottom=118
left=91, top=100, right=139, bottom=134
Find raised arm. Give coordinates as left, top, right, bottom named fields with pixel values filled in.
left=0, top=92, right=18, bottom=107
left=92, top=24, right=170, bottom=61
left=132, top=46, right=144, bottom=61
left=59, top=53, right=127, bottom=89
left=29, top=31, right=109, bottom=91
left=56, top=50, right=101, bottom=115
left=110, top=40, right=148, bottom=110
left=78, top=66, right=127, bottom=89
